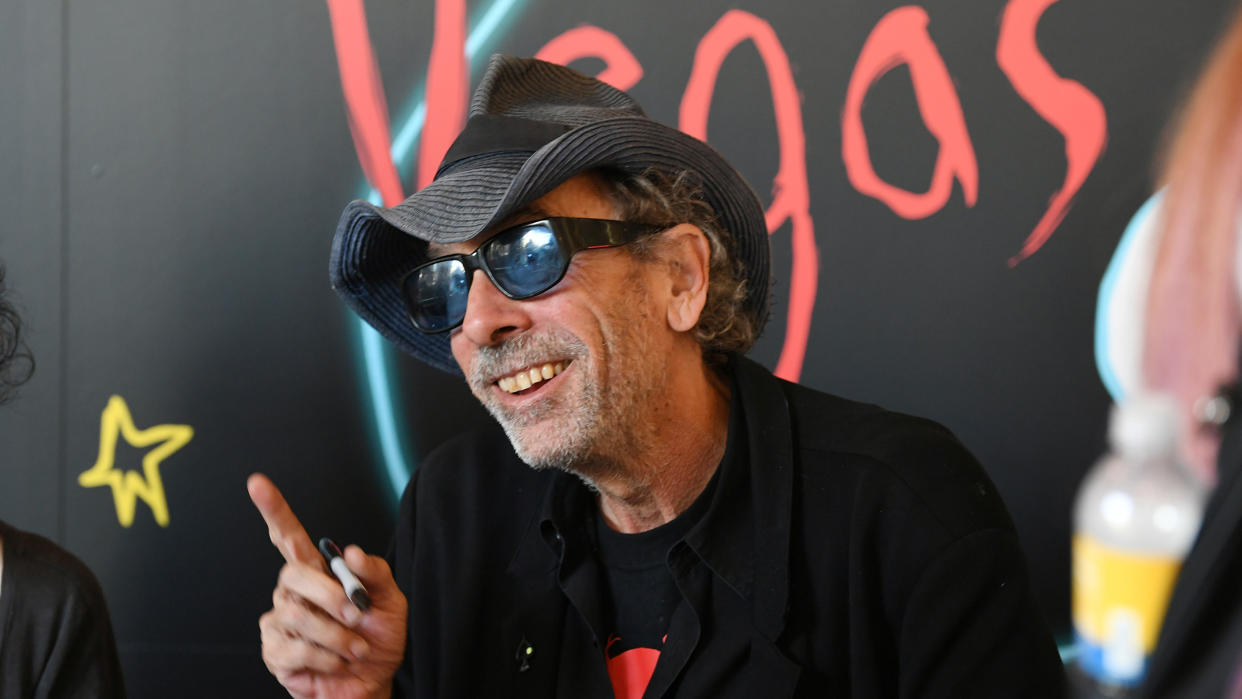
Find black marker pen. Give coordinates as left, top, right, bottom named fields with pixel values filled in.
left=318, top=537, right=372, bottom=611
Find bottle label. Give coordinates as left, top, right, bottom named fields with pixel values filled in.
left=1071, top=535, right=1182, bottom=687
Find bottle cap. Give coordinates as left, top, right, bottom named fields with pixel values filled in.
left=1109, top=393, right=1181, bottom=459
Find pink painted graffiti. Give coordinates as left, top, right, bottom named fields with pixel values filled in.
left=418, top=0, right=468, bottom=189
left=536, top=26, right=644, bottom=91
left=842, top=5, right=979, bottom=220
left=324, top=1, right=1110, bottom=394
left=682, top=10, right=817, bottom=382
left=998, top=0, right=1108, bottom=265
left=325, top=0, right=405, bottom=206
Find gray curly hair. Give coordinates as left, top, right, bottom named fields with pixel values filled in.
left=0, top=264, right=34, bottom=405
left=600, top=168, right=758, bottom=368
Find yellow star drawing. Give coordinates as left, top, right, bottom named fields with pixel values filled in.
left=78, top=395, right=194, bottom=528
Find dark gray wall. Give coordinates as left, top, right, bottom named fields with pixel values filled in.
left=1, top=0, right=1235, bottom=694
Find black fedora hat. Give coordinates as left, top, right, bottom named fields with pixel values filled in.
left=330, top=54, right=770, bottom=373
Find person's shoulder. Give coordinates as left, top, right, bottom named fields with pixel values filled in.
left=745, top=365, right=1014, bottom=537
left=737, top=359, right=966, bottom=464
left=782, top=378, right=967, bottom=468
left=0, top=521, right=109, bottom=611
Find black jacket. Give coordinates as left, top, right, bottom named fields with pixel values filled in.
left=1140, top=399, right=1242, bottom=698
left=0, top=520, right=126, bottom=699
left=389, top=356, right=1065, bottom=697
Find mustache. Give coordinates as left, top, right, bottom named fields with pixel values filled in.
left=468, top=329, right=587, bottom=388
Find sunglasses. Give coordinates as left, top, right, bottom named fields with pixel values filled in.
left=401, top=217, right=664, bottom=333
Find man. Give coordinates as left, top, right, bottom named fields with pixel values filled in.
left=252, top=55, right=1065, bottom=697
left=0, top=263, right=127, bottom=697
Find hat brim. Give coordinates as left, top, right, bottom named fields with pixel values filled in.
left=330, top=116, right=770, bottom=374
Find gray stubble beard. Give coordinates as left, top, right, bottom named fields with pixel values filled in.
left=468, top=328, right=607, bottom=473
left=468, top=331, right=655, bottom=488
left=466, top=270, right=662, bottom=486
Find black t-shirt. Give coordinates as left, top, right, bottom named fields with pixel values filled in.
left=595, top=481, right=714, bottom=699
left=0, top=520, right=126, bottom=698
left=593, top=401, right=736, bottom=699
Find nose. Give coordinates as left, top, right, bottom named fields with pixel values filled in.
left=457, top=269, right=532, bottom=347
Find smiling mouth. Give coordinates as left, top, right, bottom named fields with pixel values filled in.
left=496, top=361, right=569, bottom=395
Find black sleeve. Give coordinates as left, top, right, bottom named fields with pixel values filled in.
left=0, top=525, right=126, bottom=699
left=36, top=576, right=127, bottom=699
left=813, top=403, right=1068, bottom=699
left=387, top=467, right=421, bottom=699
left=896, top=528, right=1067, bottom=699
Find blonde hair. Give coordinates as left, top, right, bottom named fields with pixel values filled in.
left=1144, top=3, right=1242, bottom=478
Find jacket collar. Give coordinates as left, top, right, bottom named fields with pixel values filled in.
left=507, top=354, right=795, bottom=641
left=701, top=354, right=794, bottom=641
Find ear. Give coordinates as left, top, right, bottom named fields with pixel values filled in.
left=658, top=224, right=712, bottom=333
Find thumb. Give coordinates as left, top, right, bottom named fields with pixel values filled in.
left=344, top=544, right=402, bottom=604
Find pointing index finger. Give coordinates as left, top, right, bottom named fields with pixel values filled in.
left=248, top=472, right=320, bottom=564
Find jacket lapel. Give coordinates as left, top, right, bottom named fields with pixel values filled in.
left=733, top=355, right=795, bottom=641
left=498, top=483, right=567, bottom=697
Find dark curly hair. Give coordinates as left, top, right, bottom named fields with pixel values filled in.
left=0, top=263, right=34, bottom=404
left=600, top=168, right=757, bottom=369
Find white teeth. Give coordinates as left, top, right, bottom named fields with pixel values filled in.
left=496, top=361, right=569, bottom=393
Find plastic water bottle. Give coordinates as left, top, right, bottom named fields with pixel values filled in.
left=1072, top=394, right=1205, bottom=695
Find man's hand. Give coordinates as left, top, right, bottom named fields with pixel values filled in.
left=248, top=473, right=408, bottom=699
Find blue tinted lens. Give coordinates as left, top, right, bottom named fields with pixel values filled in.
left=407, top=259, right=469, bottom=331
left=484, top=224, right=568, bottom=298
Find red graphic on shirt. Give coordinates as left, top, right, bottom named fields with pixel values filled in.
left=606, top=634, right=661, bottom=699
